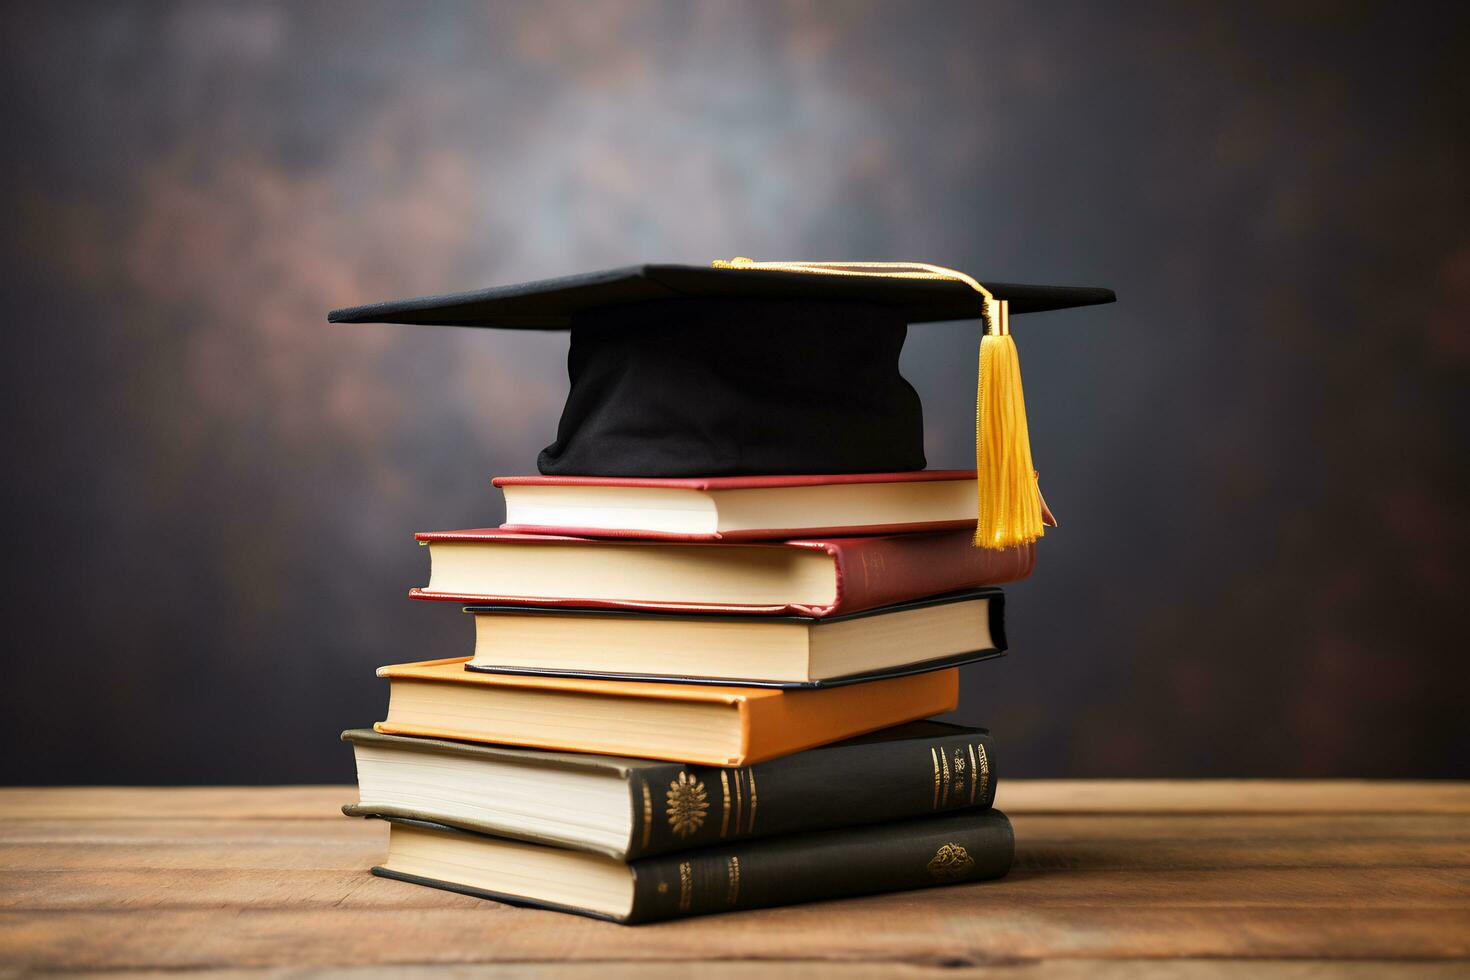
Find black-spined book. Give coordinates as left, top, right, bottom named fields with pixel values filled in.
left=462, top=589, right=1006, bottom=689
left=343, top=721, right=996, bottom=860
left=373, top=807, right=1014, bottom=923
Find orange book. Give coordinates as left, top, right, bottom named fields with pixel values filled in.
left=374, top=658, right=959, bottom=766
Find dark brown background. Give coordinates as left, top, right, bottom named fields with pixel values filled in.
left=2, top=1, right=1466, bottom=784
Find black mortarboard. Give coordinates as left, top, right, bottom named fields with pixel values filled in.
left=330, top=259, right=1114, bottom=548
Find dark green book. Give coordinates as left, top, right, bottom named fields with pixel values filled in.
left=343, top=721, right=996, bottom=860
left=374, top=807, right=1014, bottom=923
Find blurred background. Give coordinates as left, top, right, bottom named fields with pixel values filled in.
left=2, top=0, right=1466, bottom=784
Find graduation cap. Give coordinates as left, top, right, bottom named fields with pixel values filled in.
left=329, top=259, right=1114, bottom=549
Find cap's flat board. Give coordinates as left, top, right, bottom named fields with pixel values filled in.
left=327, top=263, right=1115, bottom=329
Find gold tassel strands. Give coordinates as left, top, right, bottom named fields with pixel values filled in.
left=975, top=298, right=1044, bottom=549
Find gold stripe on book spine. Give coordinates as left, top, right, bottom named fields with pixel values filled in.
left=967, top=743, right=979, bottom=804
left=733, top=768, right=744, bottom=833
left=940, top=747, right=952, bottom=805
left=640, top=780, right=652, bottom=849
left=745, top=769, right=758, bottom=833
left=719, top=770, right=732, bottom=837
left=678, top=861, right=693, bottom=913
left=726, top=855, right=741, bottom=905
left=931, top=748, right=941, bottom=808
left=976, top=743, right=991, bottom=802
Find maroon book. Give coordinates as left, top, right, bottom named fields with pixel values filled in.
left=409, top=528, right=1034, bottom=617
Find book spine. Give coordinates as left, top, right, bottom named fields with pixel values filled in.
left=625, top=730, right=996, bottom=860
left=625, top=808, right=1014, bottom=922
left=814, top=532, right=1034, bottom=616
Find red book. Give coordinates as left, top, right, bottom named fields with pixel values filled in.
left=409, top=528, right=1033, bottom=617
left=492, top=470, right=978, bottom=541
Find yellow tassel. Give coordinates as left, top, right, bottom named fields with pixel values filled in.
left=975, top=300, right=1045, bottom=550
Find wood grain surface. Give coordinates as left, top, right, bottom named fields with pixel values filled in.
left=1, top=782, right=1466, bottom=976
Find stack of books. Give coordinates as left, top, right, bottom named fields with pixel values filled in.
left=343, top=469, right=1033, bottom=922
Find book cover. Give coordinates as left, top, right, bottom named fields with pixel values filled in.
left=343, top=722, right=998, bottom=860
left=409, top=529, right=1034, bottom=617
left=495, top=469, right=979, bottom=541
left=374, top=807, right=1015, bottom=923
left=461, top=588, right=1007, bottom=689
left=373, top=657, right=960, bottom=765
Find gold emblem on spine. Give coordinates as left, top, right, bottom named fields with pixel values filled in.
left=931, top=747, right=941, bottom=808
left=927, top=843, right=976, bottom=881
left=745, top=769, right=758, bottom=833
left=726, top=855, right=741, bottom=905
left=666, top=771, right=710, bottom=838
left=640, top=780, right=653, bottom=848
left=967, top=743, right=979, bottom=803
left=678, top=861, right=693, bottom=912
left=719, top=770, right=732, bottom=837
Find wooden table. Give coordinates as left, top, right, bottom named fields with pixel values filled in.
left=2, top=782, right=1466, bottom=977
